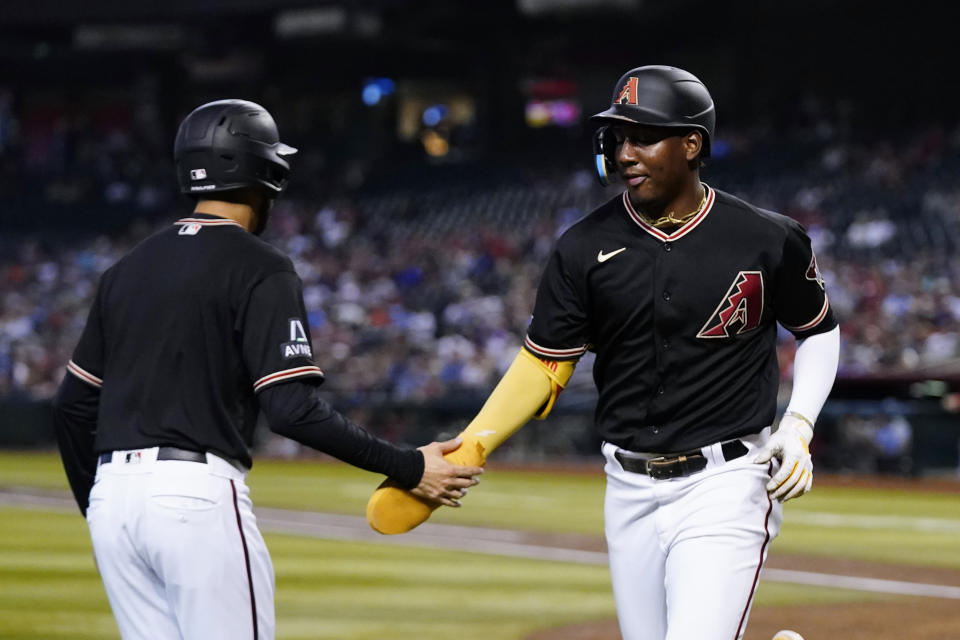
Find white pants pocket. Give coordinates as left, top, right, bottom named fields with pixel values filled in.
left=147, top=473, right=222, bottom=521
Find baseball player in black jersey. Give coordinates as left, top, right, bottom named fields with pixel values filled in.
left=367, top=67, right=838, bottom=640
left=52, top=99, right=482, bottom=640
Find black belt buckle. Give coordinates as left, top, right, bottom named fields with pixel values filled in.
left=644, top=456, right=669, bottom=479
left=646, top=454, right=707, bottom=479
left=614, top=438, right=749, bottom=479
left=615, top=448, right=714, bottom=479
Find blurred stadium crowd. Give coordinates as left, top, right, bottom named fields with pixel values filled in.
left=2, top=90, right=960, bottom=408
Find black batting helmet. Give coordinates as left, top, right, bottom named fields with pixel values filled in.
left=590, top=65, right=715, bottom=186
left=174, top=99, right=297, bottom=198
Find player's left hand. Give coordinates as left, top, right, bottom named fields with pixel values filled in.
left=753, top=413, right=814, bottom=502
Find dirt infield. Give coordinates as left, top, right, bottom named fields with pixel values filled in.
left=525, top=552, right=960, bottom=640
left=519, top=473, right=960, bottom=640
left=527, top=597, right=960, bottom=640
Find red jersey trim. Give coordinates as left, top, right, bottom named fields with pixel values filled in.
left=174, top=218, right=245, bottom=228
left=66, top=360, right=103, bottom=388
left=783, top=295, right=831, bottom=332
left=524, top=336, right=587, bottom=359
left=253, top=366, right=325, bottom=393
left=622, top=185, right=716, bottom=242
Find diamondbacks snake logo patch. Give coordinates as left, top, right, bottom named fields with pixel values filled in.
left=806, top=252, right=825, bottom=289
left=697, top=271, right=764, bottom=338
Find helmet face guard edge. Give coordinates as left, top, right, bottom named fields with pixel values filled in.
left=593, top=126, right=616, bottom=187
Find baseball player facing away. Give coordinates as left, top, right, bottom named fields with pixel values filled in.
left=368, top=67, right=839, bottom=640
left=52, top=99, right=482, bottom=640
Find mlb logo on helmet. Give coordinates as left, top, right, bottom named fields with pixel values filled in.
left=190, top=168, right=207, bottom=181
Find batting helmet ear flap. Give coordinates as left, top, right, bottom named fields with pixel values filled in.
left=592, top=126, right=617, bottom=187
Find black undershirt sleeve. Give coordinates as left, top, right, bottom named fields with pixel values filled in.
left=258, top=381, right=424, bottom=489
left=52, top=373, right=101, bottom=516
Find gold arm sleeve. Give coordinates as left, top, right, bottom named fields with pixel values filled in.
left=366, top=348, right=577, bottom=534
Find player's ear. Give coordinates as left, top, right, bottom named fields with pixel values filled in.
left=683, top=130, right=703, bottom=163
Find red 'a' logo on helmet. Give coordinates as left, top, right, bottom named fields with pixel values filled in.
left=616, top=77, right=639, bottom=105
left=697, top=271, right=765, bottom=338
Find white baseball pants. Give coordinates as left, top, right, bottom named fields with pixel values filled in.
left=603, top=428, right=783, bottom=640
left=86, top=447, right=274, bottom=640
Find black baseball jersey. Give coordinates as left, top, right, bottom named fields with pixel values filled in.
left=66, top=213, right=324, bottom=468
left=525, top=185, right=837, bottom=453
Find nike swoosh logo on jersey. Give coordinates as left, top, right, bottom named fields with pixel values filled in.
left=597, top=247, right=627, bottom=263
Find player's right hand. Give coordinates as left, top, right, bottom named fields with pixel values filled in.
left=411, top=437, right=483, bottom=507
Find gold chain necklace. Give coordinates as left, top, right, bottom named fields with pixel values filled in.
left=643, top=188, right=707, bottom=230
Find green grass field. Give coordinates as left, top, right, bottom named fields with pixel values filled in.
left=1, top=451, right=958, bottom=639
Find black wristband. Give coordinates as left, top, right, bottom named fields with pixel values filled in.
left=388, top=448, right=425, bottom=490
